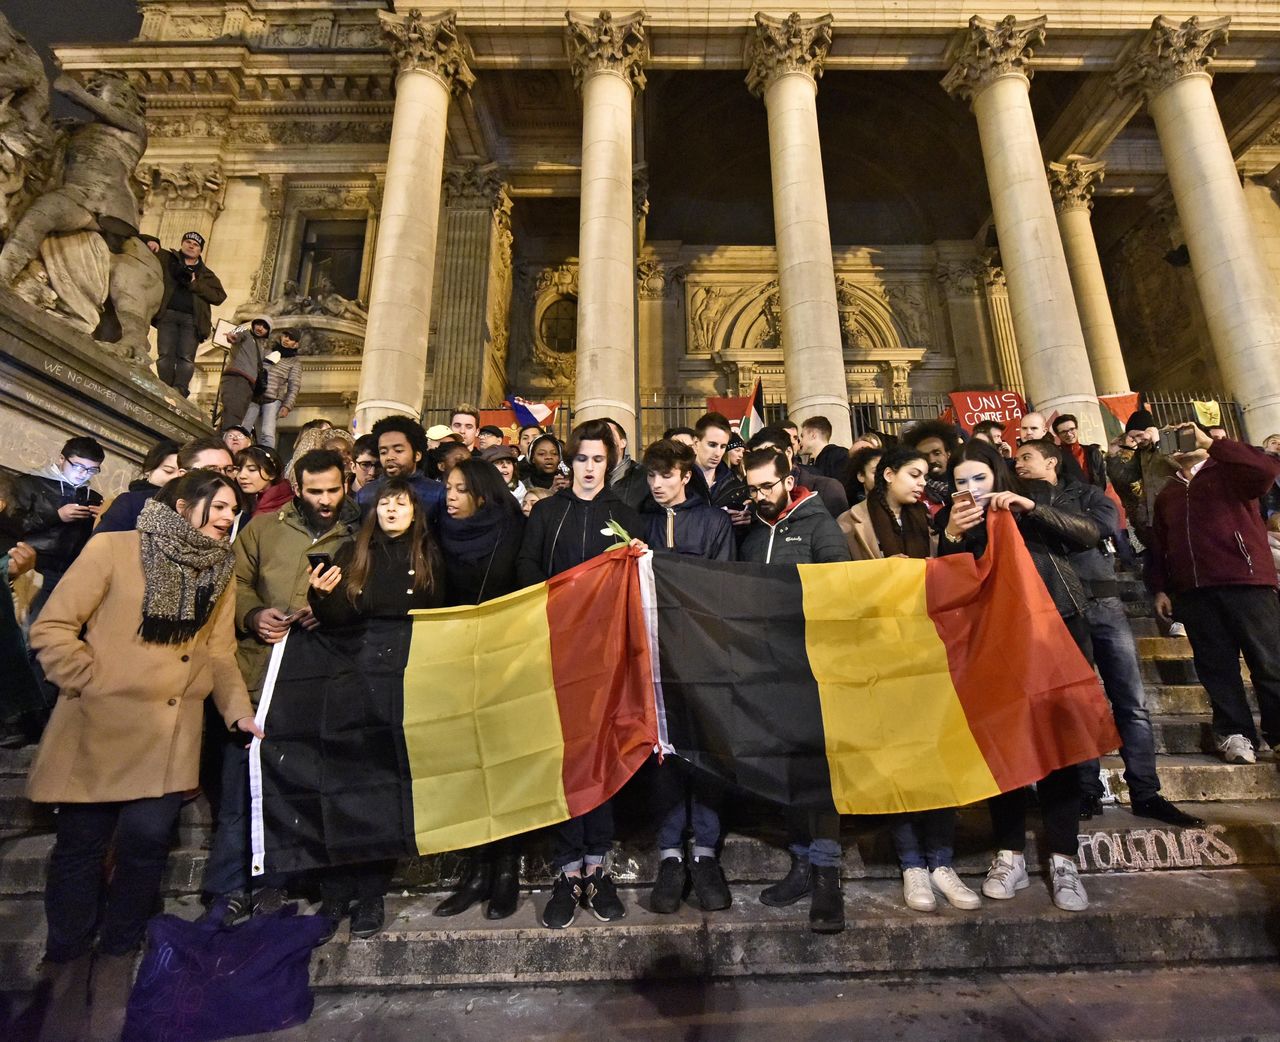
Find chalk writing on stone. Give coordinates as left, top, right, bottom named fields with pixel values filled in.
left=1075, top=824, right=1238, bottom=873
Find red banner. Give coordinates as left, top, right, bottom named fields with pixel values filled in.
left=947, top=391, right=1027, bottom=435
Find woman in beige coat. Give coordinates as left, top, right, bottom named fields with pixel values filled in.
left=27, top=470, right=260, bottom=1042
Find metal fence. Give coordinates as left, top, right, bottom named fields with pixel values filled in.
left=1138, top=392, right=1245, bottom=440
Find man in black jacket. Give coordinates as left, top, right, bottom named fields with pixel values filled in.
left=516, top=420, right=642, bottom=930
left=153, top=231, right=227, bottom=397
left=799, top=415, right=849, bottom=480
left=639, top=438, right=735, bottom=916
left=1052, top=414, right=1108, bottom=491
left=739, top=447, right=851, bottom=933
left=689, top=412, right=748, bottom=512
left=1015, top=439, right=1201, bottom=828
left=604, top=418, right=652, bottom=511
left=13, top=437, right=105, bottom=621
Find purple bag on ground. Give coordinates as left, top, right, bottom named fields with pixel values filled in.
left=122, top=905, right=331, bottom=1042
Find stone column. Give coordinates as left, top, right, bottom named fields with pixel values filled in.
left=935, top=252, right=1000, bottom=387
left=566, top=10, right=646, bottom=445
left=1116, top=16, right=1280, bottom=438
left=747, top=12, right=851, bottom=445
left=355, top=9, right=473, bottom=431
left=432, top=164, right=513, bottom=409
left=984, top=266, right=1025, bottom=396
left=1047, top=156, right=1131, bottom=395
left=943, top=15, right=1103, bottom=442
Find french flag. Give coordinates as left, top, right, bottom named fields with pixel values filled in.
left=506, top=396, right=559, bottom=428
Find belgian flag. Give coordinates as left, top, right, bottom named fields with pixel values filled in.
left=250, top=512, right=1118, bottom=874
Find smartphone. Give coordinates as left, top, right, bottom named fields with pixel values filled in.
left=306, top=552, right=333, bottom=571
left=74, top=485, right=92, bottom=506
left=952, top=490, right=977, bottom=511
left=1158, top=427, right=1198, bottom=454
left=556, top=461, right=571, bottom=477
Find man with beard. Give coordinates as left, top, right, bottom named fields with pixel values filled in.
left=200, top=449, right=362, bottom=925
left=739, top=447, right=850, bottom=934
left=902, top=419, right=961, bottom=518
left=358, top=415, right=445, bottom=522
left=747, top=427, right=848, bottom=518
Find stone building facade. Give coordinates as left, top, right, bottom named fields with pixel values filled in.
left=47, top=1, right=1280, bottom=445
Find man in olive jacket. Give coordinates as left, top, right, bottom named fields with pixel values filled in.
left=153, top=230, right=227, bottom=397
left=201, top=449, right=360, bottom=922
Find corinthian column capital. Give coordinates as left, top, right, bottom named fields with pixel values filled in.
left=565, top=10, right=647, bottom=92
left=1047, top=155, right=1106, bottom=214
left=941, top=14, right=1047, bottom=103
left=379, top=8, right=475, bottom=93
left=745, top=12, right=834, bottom=97
left=1113, top=15, right=1230, bottom=102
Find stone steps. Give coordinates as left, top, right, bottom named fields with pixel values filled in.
left=1, top=868, right=1277, bottom=989
left=0, top=799, right=1269, bottom=897
left=1101, top=754, right=1280, bottom=802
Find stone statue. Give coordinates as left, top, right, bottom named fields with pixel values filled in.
left=690, top=285, right=721, bottom=353
left=0, top=15, right=53, bottom=241
left=262, top=278, right=310, bottom=317
left=103, top=237, right=164, bottom=365
left=0, top=72, right=147, bottom=285
left=307, top=272, right=368, bottom=321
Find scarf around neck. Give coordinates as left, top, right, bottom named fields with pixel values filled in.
left=867, top=488, right=932, bottom=560
left=135, top=499, right=235, bottom=644
left=438, top=507, right=506, bottom=562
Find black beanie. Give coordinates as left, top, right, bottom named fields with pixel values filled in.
left=1125, top=409, right=1156, bottom=433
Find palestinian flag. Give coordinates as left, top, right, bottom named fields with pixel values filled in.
left=249, top=552, right=656, bottom=876
left=739, top=377, right=766, bottom=441
left=642, top=510, right=1119, bottom=814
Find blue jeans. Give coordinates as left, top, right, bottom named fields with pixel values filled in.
left=242, top=399, right=282, bottom=448
left=653, top=758, right=721, bottom=856
left=787, top=811, right=841, bottom=868
left=1078, top=596, right=1160, bottom=803
left=889, top=808, right=956, bottom=870
left=201, top=739, right=286, bottom=896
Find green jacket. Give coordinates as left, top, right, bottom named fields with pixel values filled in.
left=233, top=498, right=361, bottom=699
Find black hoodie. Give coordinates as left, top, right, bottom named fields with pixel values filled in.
left=516, top=485, right=642, bottom=584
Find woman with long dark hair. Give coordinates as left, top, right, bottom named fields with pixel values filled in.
left=28, top=471, right=259, bottom=1040
left=307, top=476, right=444, bottom=939
left=938, top=437, right=1102, bottom=913
left=94, top=438, right=183, bottom=533
left=432, top=458, right=528, bottom=920
left=234, top=445, right=290, bottom=517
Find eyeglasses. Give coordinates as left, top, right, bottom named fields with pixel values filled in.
left=1057, top=426, right=1078, bottom=435
left=201, top=464, right=239, bottom=476
left=745, top=478, right=784, bottom=499
left=66, top=461, right=102, bottom=476
left=355, top=460, right=381, bottom=472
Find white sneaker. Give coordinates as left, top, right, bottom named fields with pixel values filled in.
left=902, top=867, right=936, bottom=912
left=1168, top=622, right=1186, bottom=637
left=981, top=850, right=1029, bottom=900
left=1050, top=854, right=1089, bottom=912
left=1218, top=734, right=1257, bottom=765
left=930, top=866, right=981, bottom=910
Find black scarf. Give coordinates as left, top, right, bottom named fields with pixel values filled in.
left=438, top=507, right=507, bottom=563
left=866, top=488, right=933, bottom=560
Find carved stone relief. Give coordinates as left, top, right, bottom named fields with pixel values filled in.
left=942, top=14, right=1047, bottom=101
left=511, top=262, right=579, bottom=388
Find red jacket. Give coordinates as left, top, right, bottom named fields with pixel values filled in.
left=1149, top=439, right=1280, bottom=595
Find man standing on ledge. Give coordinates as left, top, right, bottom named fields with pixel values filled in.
left=153, top=231, right=226, bottom=398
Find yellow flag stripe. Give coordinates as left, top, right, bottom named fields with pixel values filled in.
left=798, top=558, right=999, bottom=813
left=401, top=582, right=570, bottom=854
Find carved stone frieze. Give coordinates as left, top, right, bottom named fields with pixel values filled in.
left=167, top=15, right=223, bottom=41
left=1114, top=16, right=1230, bottom=101
left=145, top=114, right=226, bottom=140
left=137, top=162, right=227, bottom=214
left=228, top=121, right=392, bottom=146
left=884, top=283, right=933, bottom=348
left=941, top=14, right=1047, bottom=102
left=745, top=12, right=833, bottom=97
left=1047, top=155, right=1106, bottom=214
left=565, top=10, right=647, bottom=92
left=336, top=23, right=383, bottom=49
left=935, top=259, right=988, bottom=297
left=636, top=258, right=683, bottom=300
left=379, top=9, right=475, bottom=93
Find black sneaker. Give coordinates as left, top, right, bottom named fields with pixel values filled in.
left=1079, top=795, right=1104, bottom=820
left=200, top=890, right=250, bottom=928
left=1131, top=795, right=1205, bottom=827
left=542, top=873, right=583, bottom=929
left=689, top=857, right=732, bottom=912
left=315, top=898, right=348, bottom=944
left=650, top=857, right=686, bottom=914
left=251, top=886, right=287, bottom=916
left=582, top=868, right=626, bottom=922
left=349, top=897, right=386, bottom=939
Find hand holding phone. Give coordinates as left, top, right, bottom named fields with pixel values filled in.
left=951, top=490, right=977, bottom=511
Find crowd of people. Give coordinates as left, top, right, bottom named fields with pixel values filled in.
left=4, top=398, right=1280, bottom=1038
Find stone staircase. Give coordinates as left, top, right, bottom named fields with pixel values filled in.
left=2, top=574, right=1278, bottom=989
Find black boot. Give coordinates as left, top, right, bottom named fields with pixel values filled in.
left=759, top=854, right=811, bottom=907
left=434, top=858, right=493, bottom=917
left=809, top=865, right=845, bottom=934
left=485, top=855, right=520, bottom=920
